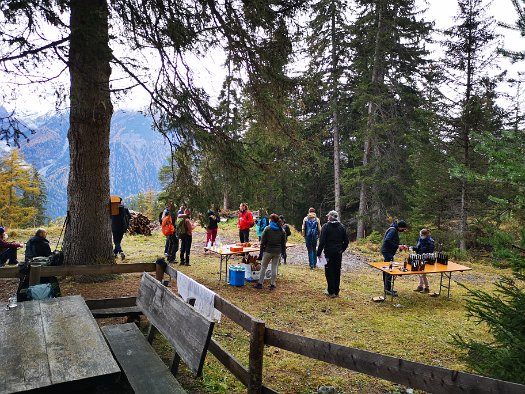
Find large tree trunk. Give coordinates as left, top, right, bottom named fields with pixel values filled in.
left=330, top=0, right=341, bottom=218
left=63, top=0, right=114, bottom=265
left=357, top=0, right=385, bottom=239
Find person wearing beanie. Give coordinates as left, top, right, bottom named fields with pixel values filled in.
left=316, top=210, right=349, bottom=298
left=380, top=220, right=409, bottom=296
left=413, top=228, right=435, bottom=293
left=0, top=227, right=23, bottom=266
left=302, top=207, right=322, bottom=269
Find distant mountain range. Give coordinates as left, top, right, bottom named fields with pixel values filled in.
left=13, top=109, right=171, bottom=218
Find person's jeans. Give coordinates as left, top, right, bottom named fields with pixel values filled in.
left=112, top=232, right=124, bottom=254
left=382, top=253, right=395, bottom=291
left=180, top=235, right=192, bottom=264
left=306, top=239, right=318, bottom=268
left=239, top=229, right=250, bottom=243
left=0, top=248, right=17, bottom=266
left=324, top=252, right=342, bottom=295
left=206, top=228, right=218, bottom=245
left=258, top=251, right=280, bottom=286
left=165, top=234, right=178, bottom=262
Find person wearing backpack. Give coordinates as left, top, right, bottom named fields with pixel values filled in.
left=237, top=202, right=254, bottom=243
left=161, top=202, right=178, bottom=263
left=178, top=208, right=196, bottom=266
left=302, top=208, right=321, bottom=269
left=111, top=197, right=131, bottom=259
left=317, top=210, right=349, bottom=298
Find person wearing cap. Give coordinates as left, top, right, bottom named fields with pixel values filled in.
left=316, top=210, right=349, bottom=298
left=380, top=220, right=409, bottom=296
left=0, top=227, right=23, bottom=266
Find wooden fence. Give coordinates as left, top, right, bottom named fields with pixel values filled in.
left=1, top=262, right=524, bottom=394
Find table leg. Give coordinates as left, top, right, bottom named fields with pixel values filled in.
left=438, top=272, right=453, bottom=299
left=219, top=255, right=223, bottom=281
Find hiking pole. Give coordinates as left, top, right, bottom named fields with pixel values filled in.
left=55, top=211, right=69, bottom=252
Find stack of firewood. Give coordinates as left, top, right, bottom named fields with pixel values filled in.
left=127, top=210, right=154, bottom=236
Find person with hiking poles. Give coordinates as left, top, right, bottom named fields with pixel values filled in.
left=317, top=210, right=349, bottom=298
left=302, top=207, right=321, bottom=269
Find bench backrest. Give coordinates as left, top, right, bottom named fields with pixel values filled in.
left=137, top=272, right=215, bottom=376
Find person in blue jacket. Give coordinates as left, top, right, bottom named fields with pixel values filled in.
left=380, top=220, right=408, bottom=296
left=413, top=228, right=435, bottom=293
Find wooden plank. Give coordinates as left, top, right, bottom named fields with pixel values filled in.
left=248, top=320, right=265, bottom=394
left=0, top=300, right=52, bottom=392
left=40, top=296, right=120, bottom=386
left=91, top=306, right=142, bottom=318
left=208, top=339, right=250, bottom=386
left=214, top=295, right=257, bottom=332
left=102, top=323, right=187, bottom=394
left=265, top=328, right=525, bottom=394
left=165, top=264, right=179, bottom=279
left=0, top=262, right=156, bottom=279
left=85, top=297, right=137, bottom=310
left=137, top=273, right=215, bottom=376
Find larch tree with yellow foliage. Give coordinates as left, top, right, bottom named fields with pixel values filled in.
left=0, top=150, right=42, bottom=228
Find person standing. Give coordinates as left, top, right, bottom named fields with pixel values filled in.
left=111, top=197, right=131, bottom=259
left=161, top=202, right=178, bottom=263
left=237, top=202, right=254, bottom=243
left=179, top=208, right=196, bottom=266
left=255, top=209, right=269, bottom=241
left=279, top=215, right=291, bottom=264
left=413, top=228, right=435, bottom=293
left=254, top=214, right=286, bottom=290
left=380, top=220, right=409, bottom=296
left=317, top=211, right=349, bottom=298
left=0, top=227, right=22, bottom=266
left=25, top=228, right=52, bottom=262
left=302, top=207, right=321, bottom=269
left=206, top=206, right=221, bottom=247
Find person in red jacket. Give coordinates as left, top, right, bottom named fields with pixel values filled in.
left=0, top=227, right=22, bottom=266
left=237, top=203, right=254, bottom=243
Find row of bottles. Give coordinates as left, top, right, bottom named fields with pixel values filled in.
left=405, top=252, right=449, bottom=271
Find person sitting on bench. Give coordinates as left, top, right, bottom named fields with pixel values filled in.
left=25, top=228, right=52, bottom=262
left=0, top=227, right=22, bottom=266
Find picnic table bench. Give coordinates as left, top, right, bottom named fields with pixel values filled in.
left=101, top=272, right=215, bottom=394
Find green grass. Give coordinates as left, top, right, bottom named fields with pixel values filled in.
left=3, top=223, right=510, bottom=393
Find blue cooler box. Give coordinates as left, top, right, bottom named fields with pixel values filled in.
left=229, top=266, right=245, bottom=287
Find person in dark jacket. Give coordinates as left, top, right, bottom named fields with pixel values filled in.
left=279, top=215, right=291, bottom=264
left=206, top=207, right=221, bottom=247
left=317, top=210, right=349, bottom=298
left=25, top=228, right=52, bottom=261
left=254, top=213, right=286, bottom=290
left=380, top=220, right=409, bottom=296
left=0, top=227, right=22, bottom=266
left=413, top=228, right=435, bottom=293
left=111, top=197, right=131, bottom=259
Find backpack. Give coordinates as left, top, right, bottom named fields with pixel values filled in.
left=175, top=217, right=187, bottom=237
left=161, top=215, right=175, bottom=236
left=305, top=218, right=318, bottom=240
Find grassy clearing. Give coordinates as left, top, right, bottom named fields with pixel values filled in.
left=1, top=222, right=509, bottom=393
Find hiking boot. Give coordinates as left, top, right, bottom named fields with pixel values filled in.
left=414, top=286, right=423, bottom=292
left=385, top=290, right=398, bottom=297
left=270, top=284, right=276, bottom=290
left=254, top=283, right=263, bottom=289
left=420, top=287, right=430, bottom=294
left=119, top=252, right=126, bottom=259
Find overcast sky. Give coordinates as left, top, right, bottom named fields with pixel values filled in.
left=2, top=0, right=522, bottom=117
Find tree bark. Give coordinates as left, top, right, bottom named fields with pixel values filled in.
left=331, top=0, right=341, bottom=218
left=357, top=0, right=385, bottom=239
left=63, top=0, right=114, bottom=265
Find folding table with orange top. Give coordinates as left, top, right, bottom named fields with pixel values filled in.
left=367, top=260, right=472, bottom=301
left=205, top=244, right=260, bottom=281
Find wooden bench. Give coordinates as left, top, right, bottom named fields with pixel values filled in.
left=101, top=273, right=215, bottom=394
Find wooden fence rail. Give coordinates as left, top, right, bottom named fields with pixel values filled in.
left=2, top=262, right=524, bottom=394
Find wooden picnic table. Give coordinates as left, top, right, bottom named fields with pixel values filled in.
left=0, top=295, right=120, bottom=393
left=367, top=260, right=472, bottom=301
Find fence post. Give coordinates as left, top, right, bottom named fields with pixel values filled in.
left=248, top=319, right=265, bottom=394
